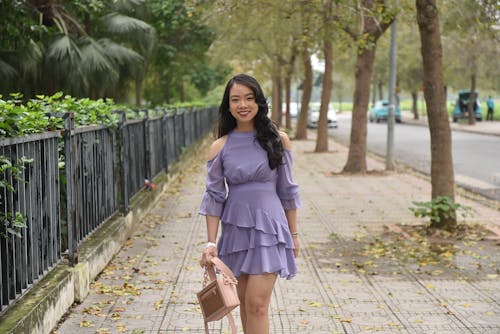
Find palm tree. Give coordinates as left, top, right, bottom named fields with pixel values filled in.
left=0, top=0, right=154, bottom=102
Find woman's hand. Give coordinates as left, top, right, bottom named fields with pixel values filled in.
left=200, top=245, right=218, bottom=267
left=292, top=237, right=300, bottom=258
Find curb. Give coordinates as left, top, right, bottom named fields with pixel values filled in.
left=401, top=116, right=500, bottom=137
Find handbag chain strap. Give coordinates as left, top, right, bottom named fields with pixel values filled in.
left=203, top=257, right=238, bottom=286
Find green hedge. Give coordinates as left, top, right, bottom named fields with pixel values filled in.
left=0, top=92, right=215, bottom=139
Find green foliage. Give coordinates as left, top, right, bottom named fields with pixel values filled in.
left=0, top=156, right=32, bottom=238
left=1, top=91, right=216, bottom=140
left=0, top=0, right=226, bottom=105
left=0, top=93, right=51, bottom=137
left=0, top=92, right=135, bottom=138
left=409, top=196, right=473, bottom=225
left=143, top=0, right=226, bottom=104
left=0, top=1, right=44, bottom=51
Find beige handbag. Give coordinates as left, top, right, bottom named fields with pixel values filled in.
left=197, top=257, right=240, bottom=334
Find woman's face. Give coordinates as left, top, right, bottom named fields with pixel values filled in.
left=228, top=83, right=259, bottom=126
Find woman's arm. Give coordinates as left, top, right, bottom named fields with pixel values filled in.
left=285, top=209, right=300, bottom=258
left=199, top=136, right=227, bottom=267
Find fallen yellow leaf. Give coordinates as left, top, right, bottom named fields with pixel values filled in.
left=79, top=320, right=93, bottom=328
left=154, top=299, right=164, bottom=310
left=96, top=328, right=111, bottom=334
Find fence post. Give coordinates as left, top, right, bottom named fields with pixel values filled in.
left=63, top=112, right=77, bottom=266
left=161, top=108, right=169, bottom=172
left=115, top=110, right=129, bottom=214
left=143, top=109, right=151, bottom=183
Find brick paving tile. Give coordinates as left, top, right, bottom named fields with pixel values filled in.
left=54, top=132, right=500, bottom=334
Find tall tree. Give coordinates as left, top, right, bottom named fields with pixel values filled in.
left=0, top=0, right=149, bottom=100
left=341, top=0, right=394, bottom=173
left=284, top=50, right=297, bottom=130
left=396, top=10, right=424, bottom=120
left=315, top=0, right=334, bottom=152
left=416, top=0, right=456, bottom=230
left=295, top=0, right=316, bottom=140
left=194, top=0, right=301, bottom=123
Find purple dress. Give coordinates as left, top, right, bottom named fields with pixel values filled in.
left=199, top=130, right=300, bottom=279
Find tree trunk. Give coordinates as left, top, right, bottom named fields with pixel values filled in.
left=417, top=0, right=456, bottom=230
left=285, top=73, right=292, bottom=130
left=295, top=45, right=312, bottom=140
left=135, top=77, right=142, bottom=107
left=277, top=74, right=283, bottom=126
left=378, top=81, right=384, bottom=100
left=315, top=0, right=333, bottom=152
left=342, top=48, right=375, bottom=173
left=371, top=78, right=377, bottom=107
left=411, top=91, right=419, bottom=119
left=341, top=0, right=392, bottom=173
left=337, top=91, right=343, bottom=113
left=467, top=74, right=476, bottom=125
left=165, top=83, right=170, bottom=105
left=315, top=38, right=333, bottom=152
left=284, top=51, right=296, bottom=130
left=180, top=80, right=184, bottom=102
left=271, top=72, right=281, bottom=124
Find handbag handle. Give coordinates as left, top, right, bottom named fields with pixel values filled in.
left=206, top=257, right=238, bottom=285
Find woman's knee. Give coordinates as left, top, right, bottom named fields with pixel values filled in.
left=245, top=296, right=269, bottom=317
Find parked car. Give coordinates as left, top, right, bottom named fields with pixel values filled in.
left=452, top=90, right=483, bottom=122
left=369, top=99, right=401, bottom=123
left=307, top=105, right=338, bottom=128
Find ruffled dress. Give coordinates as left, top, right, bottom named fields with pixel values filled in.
left=199, top=130, right=301, bottom=279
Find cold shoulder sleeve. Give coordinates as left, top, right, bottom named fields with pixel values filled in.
left=276, top=149, right=301, bottom=210
left=199, top=153, right=226, bottom=217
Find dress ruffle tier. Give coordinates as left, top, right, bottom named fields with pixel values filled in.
left=217, top=201, right=296, bottom=279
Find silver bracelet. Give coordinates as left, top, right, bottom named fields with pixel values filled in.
left=205, top=242, right=217, bottom=249
left=291, top=232, right=299, bottom=237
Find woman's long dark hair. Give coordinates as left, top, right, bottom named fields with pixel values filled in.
left=217, top=73, right=283, bottom=169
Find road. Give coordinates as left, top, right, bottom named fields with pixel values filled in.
left=331, top=114, right=500, bottom=201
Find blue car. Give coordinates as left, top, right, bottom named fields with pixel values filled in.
left=369, top=100, right=401, bottom=123
left=452, top=90, right=482, bottom=122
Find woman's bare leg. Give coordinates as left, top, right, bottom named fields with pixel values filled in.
left=236, top=274, right=249, bottom=332
left=243, top=273, right=277, bottom=334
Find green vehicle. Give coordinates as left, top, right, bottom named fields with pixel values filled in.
left=452, top=90, right=483, bottom=122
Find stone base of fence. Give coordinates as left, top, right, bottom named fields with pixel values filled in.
left=0, top=136, right=207, bottom=334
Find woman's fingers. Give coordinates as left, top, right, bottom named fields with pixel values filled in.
left=293, top=238, right=300, bottom=258
left=200, top=246, right=218, bottom=267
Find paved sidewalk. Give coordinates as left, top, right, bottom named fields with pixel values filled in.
left=55, top=134, right=500, bottom=334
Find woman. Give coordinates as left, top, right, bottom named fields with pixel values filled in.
left=199, top=73, right=300, bottom=334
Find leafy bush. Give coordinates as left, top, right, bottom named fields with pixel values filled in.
left=0, top=92, right=216, bottom=139
left=409, top=195, right=473, bottom=225
left=0, top=156, right=32, bottom=238
left=0, top=92, right=135, bottom=138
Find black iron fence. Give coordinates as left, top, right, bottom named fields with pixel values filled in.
left=0, top=106, right=218, bottom=313
left=67, top=125, right=118, bottom=248
left=0, top=132, right=61, bottom=309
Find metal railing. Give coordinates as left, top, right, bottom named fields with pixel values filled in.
left=0, top=106, right=218, bottom=313
left=69, top=125, right=118, bottom=246
left=0, top=132, right=61, bottom=309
